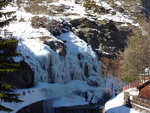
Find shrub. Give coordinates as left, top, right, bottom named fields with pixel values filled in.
left=83, top=0, right=99, bottom=10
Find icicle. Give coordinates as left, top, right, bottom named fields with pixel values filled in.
left=17, top=31, right=104, bottom=87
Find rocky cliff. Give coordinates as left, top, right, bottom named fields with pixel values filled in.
left=1, top=0, right=149, bottom=112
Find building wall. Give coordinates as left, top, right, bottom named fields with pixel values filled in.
left=139, top=84, right=150, bottom=100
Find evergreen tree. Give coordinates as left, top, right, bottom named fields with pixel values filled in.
left=0, top=0, right=23, bottom=112
left=0, top=0, right=16, bottom=27
left=0, top=38, right=24, bottom=113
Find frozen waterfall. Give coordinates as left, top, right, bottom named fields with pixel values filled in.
left=17, top=32, right=103, bottom=86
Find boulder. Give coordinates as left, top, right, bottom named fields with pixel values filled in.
left=31, top=16, right=48, bottom=29
left=0, top=60, right=34, bottom=89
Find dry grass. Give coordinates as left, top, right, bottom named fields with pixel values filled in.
left=24, top=3, right=49, bottom=15
left=38, top=36, right=54, bottom=42
left=16, top=0, right=54, bottom=15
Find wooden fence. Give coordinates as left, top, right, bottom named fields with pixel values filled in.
left=124, top=92, right=150, bottom=112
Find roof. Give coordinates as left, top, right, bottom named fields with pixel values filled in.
left=137, top=81, right=150, bottom=89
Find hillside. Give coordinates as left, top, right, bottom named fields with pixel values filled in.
left=0, top=0, right=149, bottom=113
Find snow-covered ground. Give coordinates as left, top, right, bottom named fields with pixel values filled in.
left=2, top=86, right=140, bottom=113
left=104, top=88, right=139, bottom=113
left=2, top=81, right=95, bottom=113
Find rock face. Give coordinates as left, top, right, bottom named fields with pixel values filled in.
left=31, top=16, right=71, bottom=36
left=141, top=0, right=150, bottom=18
left=17, top=98, right=60, bottom=113
left=18, top=0, right=138, bottom=60
left=44, top=40, right=67, bottom=57
left=70, top=18, right=133, bottom=59
left=17, top=100, right=44, bottom=113
left=6, top=0, right=135, bottom=89
left=0, top=60, right=34, bottom=88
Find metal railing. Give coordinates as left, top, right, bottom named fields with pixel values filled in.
left=132, top=96, right=150, bottom=109
left=0, top=30, right=13, bottom=38
left=123, top=82, right=141, bottom=91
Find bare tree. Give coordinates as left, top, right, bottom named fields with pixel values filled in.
left=120, top=32, right=150, bottom=83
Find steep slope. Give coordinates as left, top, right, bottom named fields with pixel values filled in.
left=0, top=0, right=144, bottom=112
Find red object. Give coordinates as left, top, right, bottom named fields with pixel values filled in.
left=137, top=81, right=150, bottom=100
left=123, top=82, right=140, bottom=91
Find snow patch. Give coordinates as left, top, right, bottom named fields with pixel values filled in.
left=104, top=92, right=139, bottom=113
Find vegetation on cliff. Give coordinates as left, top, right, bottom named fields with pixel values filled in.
left=120, top=21, right=150, bottom=83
